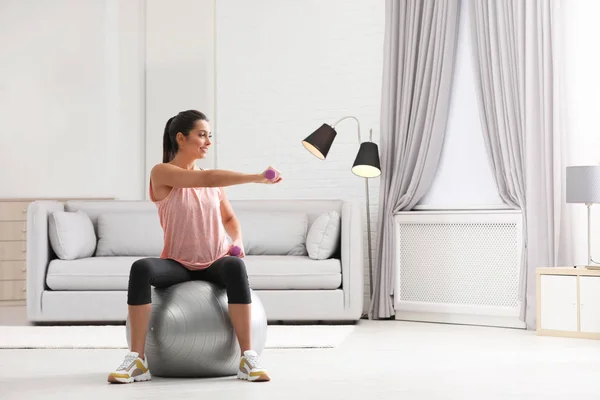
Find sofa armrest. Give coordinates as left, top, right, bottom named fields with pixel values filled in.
left=340, top=200, right=364, bottom=318
left=27, top=200, right=64, bottom=321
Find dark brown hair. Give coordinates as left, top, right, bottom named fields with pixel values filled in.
left=162, top=110, right=209, bottom=162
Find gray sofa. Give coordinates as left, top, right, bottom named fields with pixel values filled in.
left=26, top=199, right=364, bottom=323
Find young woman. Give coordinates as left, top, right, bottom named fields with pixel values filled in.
left=107, top=110, right=281, bottom=384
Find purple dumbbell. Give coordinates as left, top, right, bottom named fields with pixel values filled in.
left=230, top=245, right=242, bottom=257
left=265, top=168, right=278, bottom=181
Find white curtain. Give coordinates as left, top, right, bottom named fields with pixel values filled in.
left=370, top=0, right=461, bottom=319
left=469, top=0, right=571, bottom=329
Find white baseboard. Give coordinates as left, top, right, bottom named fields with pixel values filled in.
left=394, top=311, right=526, bottom=329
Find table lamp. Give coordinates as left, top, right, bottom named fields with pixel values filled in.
left=302, top=116, right=381, bottom=296
left=566, top=164, right=600, bottom=266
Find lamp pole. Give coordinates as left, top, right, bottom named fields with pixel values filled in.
left=331, top=116, right=375, bottom=297
left=586, top=203, right=600, bottom=265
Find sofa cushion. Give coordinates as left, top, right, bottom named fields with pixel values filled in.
left=235, top=211, right=308, bottom=256
left=95, top=212, right=163, bottom=257
left=46, top=255, right=341, bottom=291
left=243, top=255, right=341, bottom=290
left=48, top=210, right=97, bottom=260
left=306, top=210, right=340, bottom=260
left=46, top=256, right=143, bottom=290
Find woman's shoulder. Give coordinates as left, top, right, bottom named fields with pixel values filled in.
left=150, top=162, right=172, bottom=177
left=149, top=163, right=178, bottom=202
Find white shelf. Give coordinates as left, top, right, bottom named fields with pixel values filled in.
left=536, top=267, right=600, bottom=340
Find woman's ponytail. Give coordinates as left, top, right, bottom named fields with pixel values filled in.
left=162, top=116, right=176, bottom=163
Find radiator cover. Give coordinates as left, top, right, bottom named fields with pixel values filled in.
left=393, top=210, right=525, bottom=328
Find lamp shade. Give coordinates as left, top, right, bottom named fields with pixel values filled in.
left=352, top=142, right=381, bottom=178
left=566, top=165, right=600, bottom=203
left=301, top=124, right=337, bottom=160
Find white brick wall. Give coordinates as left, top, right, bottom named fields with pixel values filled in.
left=215, top=0, right=385, bottom=312
left=0, top=0, right=143, bottom=200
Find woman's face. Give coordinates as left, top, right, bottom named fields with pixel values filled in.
left=179, top=119, right=212, bottom=159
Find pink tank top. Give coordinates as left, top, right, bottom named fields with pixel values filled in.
left=149, top=180, right=230, bottom=270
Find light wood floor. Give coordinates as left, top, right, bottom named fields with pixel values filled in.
left=1, top=305, right=600, bottom=400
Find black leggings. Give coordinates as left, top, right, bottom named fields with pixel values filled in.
left=127, top=256, right=251, bottom=305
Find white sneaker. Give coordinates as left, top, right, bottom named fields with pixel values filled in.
left=107, top=352, right=151, bottom=384
left=237, top=350, right=270, bottom=382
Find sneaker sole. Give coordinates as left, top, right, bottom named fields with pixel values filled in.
left=237, top=371, right=271, bottom=382
left=107, top=371, right=151, bottom=384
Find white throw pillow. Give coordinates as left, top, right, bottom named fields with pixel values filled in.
left=95, top=212, right=164, bottom=257
left=306, top=210, right=340, bottom=259
left=235, top=211, right=308, bottom=256
left=49, top=210, right=97, bottom=260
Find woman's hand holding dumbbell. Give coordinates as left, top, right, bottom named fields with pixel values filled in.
left=258, top=166, right=282, bottom=184
left=230, top=244, right=245, bottom=257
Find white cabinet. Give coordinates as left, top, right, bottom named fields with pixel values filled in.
left=537, top=267, right=600, bottom=340
left=540, top=275, right=578, bottom=332
left=579, top=276, right=600, bottom=334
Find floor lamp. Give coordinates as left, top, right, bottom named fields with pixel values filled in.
left=566, top=165, right=600, bottom=266
left=301, top=116, right=381, bottom=297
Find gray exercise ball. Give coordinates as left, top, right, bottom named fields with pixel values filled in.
left=125, top=280, right=268, bottom=378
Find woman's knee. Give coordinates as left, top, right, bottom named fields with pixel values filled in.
left=221, top=257, right=251, bottom=304
left=127, top=258, right=154, bottom=305
left=129, top=258, right=153, bottom=282
left=222, top=256, right=248, bottom=280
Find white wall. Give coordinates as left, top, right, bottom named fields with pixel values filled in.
left=116, top=0, right=146, bottom=200
left=0, top=0, right=144, bottom=200
left=144, top=0, right=216, bottom=195
left=563, top=0, right=600, bottom=266
left=214, top=0, right=385, bottom=306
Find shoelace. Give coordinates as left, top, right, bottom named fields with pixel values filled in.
left=245, top=353, right=263, bottom=369
left=117, top=353, right=138, bottom=371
